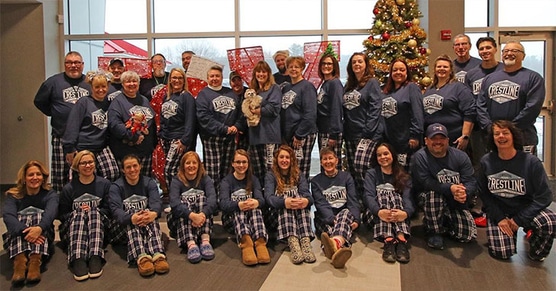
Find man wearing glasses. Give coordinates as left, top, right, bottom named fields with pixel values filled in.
left=453, top=34, right=482, bottom=83
left=34, top=51, right=91, bottom=192
left=140, top=53, right=170, bottom=101
left=476, top=40, right=546, bottom=155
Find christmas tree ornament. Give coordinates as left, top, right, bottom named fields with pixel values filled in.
left=375, top=20, right=383, bottom=28
left=396, top=0, right=406, bottom=5
left=382, top=31, right=391, bottom=41
left=420, top=76, right=432, bottom=86
left=407, top=39, right=417, bottom=48
left=412, top=18, right=420, bottom=26
left=373, top=7, right=380, bottom=15
left=405, top=21, right=412, bottom=28
left=420, top=47, right=427, bottom=55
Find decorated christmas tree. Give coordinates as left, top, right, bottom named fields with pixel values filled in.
left=363, top=0, right=431, bottom=88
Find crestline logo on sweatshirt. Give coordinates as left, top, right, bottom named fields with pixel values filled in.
left=323, top=185, right=347, bottom=208
left=436, top=169, right=461, bottom=184
left=180, top=188, right=204, bottom=204
left=161, top=100, right=178, bottom=119
left=455, top=71, right=467, bottom=83
left=488, top=80, right=520, bottom=104
left=472, top=78, right=484, bottom=95
left=317, top=90, right=325, bottom=104
left=423, top=94, right=444, bottom=114
left=282, top=90, right=297, bottom=109
left=212, top=95, right=236, bottom=114
left=376, top=183, right=402, bottom=209
left=129, top=105, right=153, bottom=121
left=123, top=194, right=147, bottom=211
left=279, top=186, right=299, bottom=198
left=63, top=86, right=89, bottom=104
left=487, top=170, right=525, bottom=198
left=107, top=90, right=121, bottom=102
left=91, top=109, right=107, bottom=129
left=381, top=96, right=398, bottom=118
left=73, top=193, right=101, bottom=210
left=342, top=90, right=361, bottom=110
left=231, top=189, right=250, bottom=202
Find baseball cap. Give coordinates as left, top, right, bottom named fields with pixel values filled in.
left=229, top=71, right=241, bottom=81
left=109, top=58, right=124, bottom=66
left=426, top=123, right=448, bottom=139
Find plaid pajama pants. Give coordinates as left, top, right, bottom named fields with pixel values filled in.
left=345, top=139, right=378, bottom=197
left=201, top=136, right=235, bottom=191
left=288, top=133, right=316, bottom=181
left=67, top=208, right=104, bottom=263
left=51, top=136, right=70, bottom=192
left=317, top=133, right=343, bottom=170
left=277, top=208, right=314, bottom=240
left=487, top=209, right=556, bottom=259
left=125, top=213, right=165, bottom=262
left=232, top=208, right=269, bottom=242
left=161, top=139, right=184, bottom=188
left=3, top=213, right=52, bottom=259
left=372, top=190, right=411, bottom=240
left=314, top=209, right=355, bottom=245
left=249, top=143, right=278, bottom=186
left=95, top=147, right=120, bottom=181
left=422, top=191, right=477, bottom=242
left=168, top=193, right=212, bottom=247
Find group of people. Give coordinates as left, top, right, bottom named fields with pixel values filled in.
left=3, top=35, right=554, bottom=286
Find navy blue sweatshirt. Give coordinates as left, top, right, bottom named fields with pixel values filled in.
left=342, top=78, right=384, bottom=141
left=454, top=57, right=482, bottom=83
left=264, top=172, right=313, bottom=209
left=62, top=96, right=110, bottom=154
left=464, top=63, right=504, bottom=98
left=159, top=91, right=196, bottom=149
left=139, top=72, right=169, bottom=101
left=478, top=151, right=553, bottom=226
left=311, top=171, right=360, bottom=225
left=317, top=78, right=344, bottom=140
left=281, top=79, right=318, bottom=142
left=169, top=175, right=217, bottom=219
left=248, top=84, right=282, bottom=145
left=34, top=72, right=91, bottom=137
left=196, top=86, right=243, bottom=138
left=219, top=173, right=265, bottom=213
left=109, top=176, right=161, bottom=226
left=59, top=176, right=112, bottom=220
left=3, top=188, right=59, bottom=237
left=363, top=167, right=414, bottom=218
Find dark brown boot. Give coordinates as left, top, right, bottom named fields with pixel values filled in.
left=26, top=253, right=42, bottom=283
left=254, top=237, right=271, bottom=264
left=240, top=234, right=258, bottom=266
left=11, top=253, right=27, bottom=285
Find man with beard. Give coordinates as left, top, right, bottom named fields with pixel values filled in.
left=34, top=51, right=91, bottom=192
left=181, top=50, right=195, bottom=73
left=272, top=50, right=291, bottom=88
left=452, top=34, right=482, bottom=83
left=140, top=53, right=169, bottom=101
left=410, top=123, right=477, bottom=250
left=476, top=40, right=545, bottom=155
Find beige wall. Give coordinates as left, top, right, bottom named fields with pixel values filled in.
left=425, top=0, right=465, bottom=63
left=0, top=4, right=48, bottom=184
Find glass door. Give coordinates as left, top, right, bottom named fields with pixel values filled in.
left=500, top=32, right=554, bottom=176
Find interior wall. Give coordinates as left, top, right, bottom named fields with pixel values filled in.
left=426, top=0, right=465, bottom=62
left=0, top=3, right=48, bottom=184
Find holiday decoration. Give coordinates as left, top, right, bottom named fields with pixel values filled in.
left=125, top=113, right=149, bottom=136
left=227, top=46, right=265, bottom=85
left=364, top=0, right=430, bottom=87
left=303, top=41, right=340, bottom=89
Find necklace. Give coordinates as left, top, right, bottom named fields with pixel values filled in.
left=154, top=74, right=167, bottom=86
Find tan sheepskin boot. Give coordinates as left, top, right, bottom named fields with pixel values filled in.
left=11, top=253, right=27, bottom=285
left=26, top=253, right=42, bottom=283
left=240, top=234, right=258, bottom=266
left=254, top=237, right=271, bottom=264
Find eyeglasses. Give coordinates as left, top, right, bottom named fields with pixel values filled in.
left=502, top=49, right=524, bottom=54
left=171, top=76, right=184, bottom=80
left=79, top=160, right=95, bottom=166
left=321, top=62, right=334, bottom=66
left=65, top=61, right=83, bottom=66
left=233, top=160, right=248, bottom=164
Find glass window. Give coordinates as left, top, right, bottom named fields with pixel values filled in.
left=153, top=0, right=234, bottom=33
left=499, top=0, right=556, bottom=27
left=329, top=34, right=369, bottom=81
left=239, top=0, right=322, bottom=31
left=464, top=0, right=488, bottom=28
left=465, top=32, right=489, bottom=59
left=69, top=39, right=149, bottom=72
left=328, top=0, right=377, bottom=29
left=67, top=0, right=147, bottom=35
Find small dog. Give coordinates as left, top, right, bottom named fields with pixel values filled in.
left=242, top=89, right=262, bottom=127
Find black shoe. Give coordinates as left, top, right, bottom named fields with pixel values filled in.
left=382, top=241, right=396, bottom=263
left=88, top=255, right=104, bottom=278
left=427, top=234, right=444, bottom=250
left=72, top=258, right=89, bottom=281
left=395, top=241, right=410, bottom=263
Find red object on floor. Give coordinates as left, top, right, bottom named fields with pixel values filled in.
left=474, top=216, right=487, bottom=228
left=526, top=229, right=533, bottom=240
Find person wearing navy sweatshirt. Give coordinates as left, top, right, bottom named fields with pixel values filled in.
left=159, top=68, right=196, bottom=190
left=423, top=54, right=475, bottom=151
left=63, top=71, right=120, bottom=182
left=410, top=123, right=477, bottom=250
left=382, top=59, right=424, bottom=168
left=108, top=154, right=169, bottom=277
left=265, top=145, right=316, bottom=264
left=219, top=149, right=271, bottom=266
left=316, top=53, right=344, bottom=169
left=452, top=34, right=482, bottom=83
left=196, top=65, right=243, bottom=192
left=3, top=160, right=58, bottom=286
left=364, top=143, right=413, bottom=263
left=311, top=147, right=359, bottom=269
left=464, top=37, right=504, bottom=169
left=167, top=151, right=218, bottom=264
left=476, top=41, right=545, bottom=155
left=478, top=120, right=555, bottom=261
left=108, top=71, right=157, bottom=177
left=139, top=53, right=169, bottom=101
left=58, top=151, right=111, bottom=281
left=281, top=56, right=318, bottom=180
left=342, top=52, right=384, bottom=198
left=34, top=51, right=91, bottom=192
left=247, top=61, right=282, bottom=186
